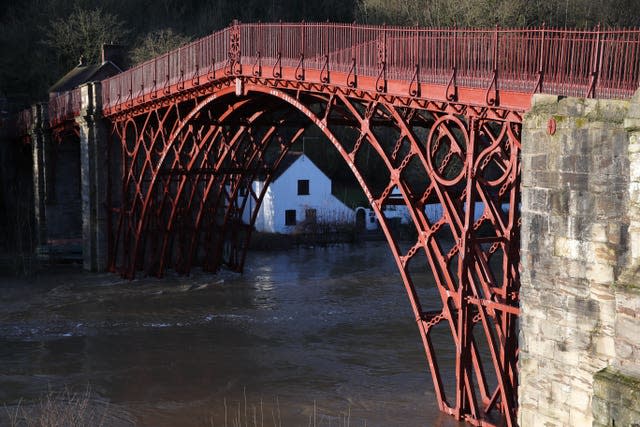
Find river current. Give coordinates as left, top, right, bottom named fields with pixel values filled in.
left=0, top=242, right=463, bottom=426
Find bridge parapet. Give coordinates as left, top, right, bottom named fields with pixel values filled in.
left=97, top=22, right=640, bottom=118
left=48, top=88, right=81, bottom=129
left=15, top=103, right=49, bottom=142
left=16, top=108, right=33, bottom=140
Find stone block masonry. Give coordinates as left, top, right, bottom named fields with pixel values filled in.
left=593, top=368, right=640, bottom=427
left=28, top=82, right=109, bottom=271
left=29, top=102, right=82, bottom=255
left=75, top=82, right=109, bottom=272
left=45, top=139, right=82, bottom=241
left=520, top=92, right=640, bottom=426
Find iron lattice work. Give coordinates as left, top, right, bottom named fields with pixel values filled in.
left=15, top=22, right=640, bottom=426
left=107, top=81, right=521, bottom=426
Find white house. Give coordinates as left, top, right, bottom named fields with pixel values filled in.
left=354, top=189, right=413, bottom=231
left=241, top=153, right=354, bottom=234
left=355, top=188, right=506, bottom=231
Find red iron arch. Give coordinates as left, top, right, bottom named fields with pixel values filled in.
left=107, top=83, right=521, bottom=426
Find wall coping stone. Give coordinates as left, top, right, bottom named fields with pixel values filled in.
left=528, top=93, right=629, bottom=123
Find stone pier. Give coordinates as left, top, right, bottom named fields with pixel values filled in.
left=30, top=101, right=83, bottom=254
left=520, top=92, right=640, bottom=426
left=29, top=103, right=49, bottom=249
left=27, top=82, right=108, bottom=271
left=75, top=82, right=108, bottom=272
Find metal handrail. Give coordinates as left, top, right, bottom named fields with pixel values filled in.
left=16, top=108, right=33, bottom=137
left=48, top=88, right=81, bottom=128
left=46, top=22, right=640, bottom=120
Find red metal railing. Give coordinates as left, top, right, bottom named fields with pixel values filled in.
left=56, top=23, right=640, bottom=117
left=48, top=88, right=81, bottom=128
left=240, top=23, right=640, bottom=99
left=102, top=28, right=231, bottom=112
left=16, top=108, right=33, bottom=137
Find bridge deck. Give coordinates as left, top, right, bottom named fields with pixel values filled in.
left=98, top=23, right=639, bottom=119
left=15, top=23, right=640, bottom=134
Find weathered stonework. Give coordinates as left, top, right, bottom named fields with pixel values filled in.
left=26, top=83, right=109, bottom=270
left=593, top=368, right=640, bottom=427
left=29, top=101, right=83, bottom=260
left=29, top=103, right=49, bottom=249
left=75, top=82, right=108, bottom=272
left=520, top=92, right=640, bottom=426
left=44, top=138, right=82, bottom=241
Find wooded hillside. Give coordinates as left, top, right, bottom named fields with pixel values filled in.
left=1, top=0, right=638, bottom=101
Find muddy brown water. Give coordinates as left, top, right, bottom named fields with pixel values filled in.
left=0, top=242, right=464, bottom=426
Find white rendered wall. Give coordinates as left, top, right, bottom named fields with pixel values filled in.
left=244, top=155, right=353, bottom=233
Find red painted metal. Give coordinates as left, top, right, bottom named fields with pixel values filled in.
left=16, top=108, right=33, bottom=143
left=547, top=118, right=557, bottom=135
left=94, top=23, right=640, bottom=120
left=106, top=79, right=521, bottom=425
left=17, top=21, right=640, bottom=427
left=49, top=88, right=81, bottom=128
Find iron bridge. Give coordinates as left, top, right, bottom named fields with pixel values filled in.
left=19, top=22, right=640, bottom=427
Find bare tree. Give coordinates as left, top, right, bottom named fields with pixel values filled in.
left=130, top=28, right=191, bottom=65
left=354, top=0, right=640, bottom=27
left=44, top=6, right=129, bottom=70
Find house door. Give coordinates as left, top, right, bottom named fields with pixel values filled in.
left=355, top=208, right=365, bottom=231
left=304, top=208, right=317, bottom=223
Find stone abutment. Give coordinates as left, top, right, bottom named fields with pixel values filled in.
left=520, top=92, right=640, bottom=426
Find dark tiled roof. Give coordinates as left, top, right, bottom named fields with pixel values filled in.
left=49, top=61, right=122, bottom=94
left=270, top=151, right=304, bottom=181
left=257, top=152, right=333, bottom=182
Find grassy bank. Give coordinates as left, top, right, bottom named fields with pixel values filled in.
left=4, top=389, right=363, bottom=427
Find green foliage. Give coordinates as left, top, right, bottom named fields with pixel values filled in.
left=130, top=29, right=191, bottom=65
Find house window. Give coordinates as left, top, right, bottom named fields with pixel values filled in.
left=285, top=209, right=297, bottom=226
left=305, top=208, right=317, bottom=223
left=297, top=179, right=309, bottom=195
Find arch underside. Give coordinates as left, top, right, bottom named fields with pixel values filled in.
left=107, top=82, right=521, bottom=427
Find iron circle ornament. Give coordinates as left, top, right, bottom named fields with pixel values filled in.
left=474, top=121, right=515, bottom=188
left=123, top=118, right=139, bottom=157
left=426, top=114, right=469, bottom=186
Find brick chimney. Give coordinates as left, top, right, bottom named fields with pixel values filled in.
left=101, top=44, right=126, bottom=70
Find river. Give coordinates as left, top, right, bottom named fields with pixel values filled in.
left=0, top=241, right=463, bottom=426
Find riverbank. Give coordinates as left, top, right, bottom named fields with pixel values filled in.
left=3, top=388, right=369, bottom=427
left=248, top=228, right=387, bottom=251
left=0, top=237, right=83, bottom=277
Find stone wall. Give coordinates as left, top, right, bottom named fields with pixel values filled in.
left=520, top=92, right=640, bottom=426
left=45, top=139, right=82, bottom=240
left=0, top=117, right=35, bottom=267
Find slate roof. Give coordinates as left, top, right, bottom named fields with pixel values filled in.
left=270, top=151, right=304, bottom=181
left=49, top=60, right=122, bottom=94
left=255, top=152, right=330, bottom=182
